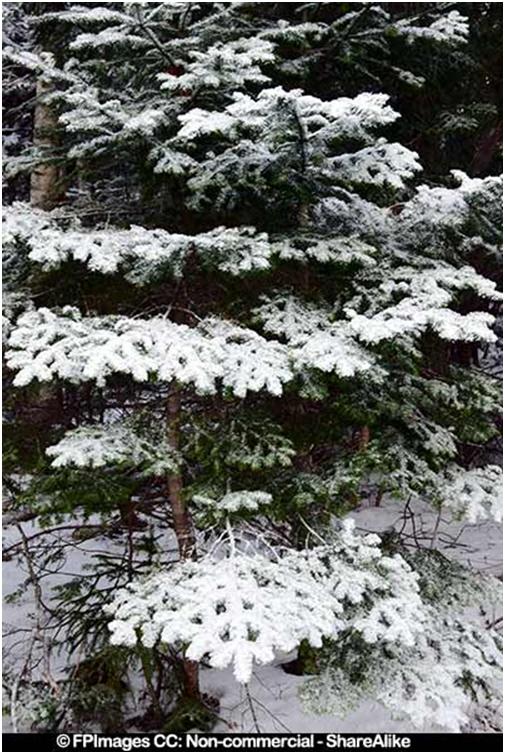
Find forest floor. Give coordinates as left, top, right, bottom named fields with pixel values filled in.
left=201, top=499, right=502, bottom=733
left=2, top=497, right=502, bottom=733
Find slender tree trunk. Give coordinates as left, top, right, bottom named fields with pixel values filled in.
left=166, top=386, right=200, bottom=699
left=357, top=425, right=370, bottom=450
left=29, top=74, right=65, bottom=418
left=166, top=388, right=196, bottom=560
left=471, top=120, right=502, bottom=176
left=30, top=76, right=63, bottom=210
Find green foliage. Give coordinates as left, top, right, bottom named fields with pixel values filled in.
left=2, top=1, right=501, bottom=734
left=185, top=411, right=295, bottom=474
left=68, top=647, right=130, bottom=733
left=17, top=466, right=138, bottom=523
left=163, top=696, right=217, bottom=734
left=298, top=544, right=502, bottom=730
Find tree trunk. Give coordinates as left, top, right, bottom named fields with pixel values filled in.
left=357, top=425, right=370, bottom=450
left=166, top=389, right=196, bottom=560
left=28, top=74, right=65, bottom=427
left=471, top=120, right=502, bottom=176
left=166, top=386, right=200, bottom=699
left=181, top=659, right=200, bottom=699
left=30, top=76, right=63, bottom=210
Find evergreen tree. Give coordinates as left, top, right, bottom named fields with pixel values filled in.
left=3, top=2, right=502, bottom=732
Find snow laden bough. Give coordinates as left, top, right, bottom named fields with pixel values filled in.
left=45, top=418, right=180, bottom=477
left=106, top=520, right=426, bottom=685
left=6, top=307, right=293, bottom=397
left=300, top=612, right=502, bottom=732
left=300, top=547, right=502, bottom=732
left=438, top=465, right=502, bottom=524
left=2, top=203, right=275, bottom=279
left=106, top=518, right=502, bottom=730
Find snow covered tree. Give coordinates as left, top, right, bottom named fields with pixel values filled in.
left=3, top=2, right=502, bottom=733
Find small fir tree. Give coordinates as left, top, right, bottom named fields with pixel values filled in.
left=3, top=2, right=502, bottom=732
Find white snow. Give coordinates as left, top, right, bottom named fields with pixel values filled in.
left=3, top=498, right=501, bottom=732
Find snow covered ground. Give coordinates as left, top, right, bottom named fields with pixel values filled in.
left=2, top=498, right=502, bottom=733
left=201, top=663, right=423, bottom=734
left=353, top=498, right=502, bottom=577
left=200, top=499, right=502, bottom=733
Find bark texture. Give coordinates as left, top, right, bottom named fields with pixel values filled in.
left=166, top=389, right=196, bottom=560
left=30, top=76, right=63, bottom=209
left=166, top=386, right=200, bottom=699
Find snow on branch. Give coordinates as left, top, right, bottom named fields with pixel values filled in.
left=346, top=263, right=500, bottom=344
left=46, top=418, right=179, bottom=476
left=192, top=490, right=273, bottom=513
left=393, top=11, right=469, bottom=47
left=329, top=140, right=421, bottom=190
left=6, top=307, right=293, bottom=397
left=158, top=38, right=275, bottom=93
left=3, top=204, right=274, bottom=278
left=256, top=266, right=499, bottom=381
left=166, top=87, right=421, bottom=200
left=255, top=296, right=376, bottom=378
left=401, top=171, right=503, bottom=244
left=439, top=465, right=502, bottom=524
left=175, top=87, right=401, bottom=146
left=301, top=611, right=501, bottom=732
left=42, top=6, right=133, bottom=26
left=107, top=520, right=425, bottom=684
left=276, top=235, right=378, bottom=267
